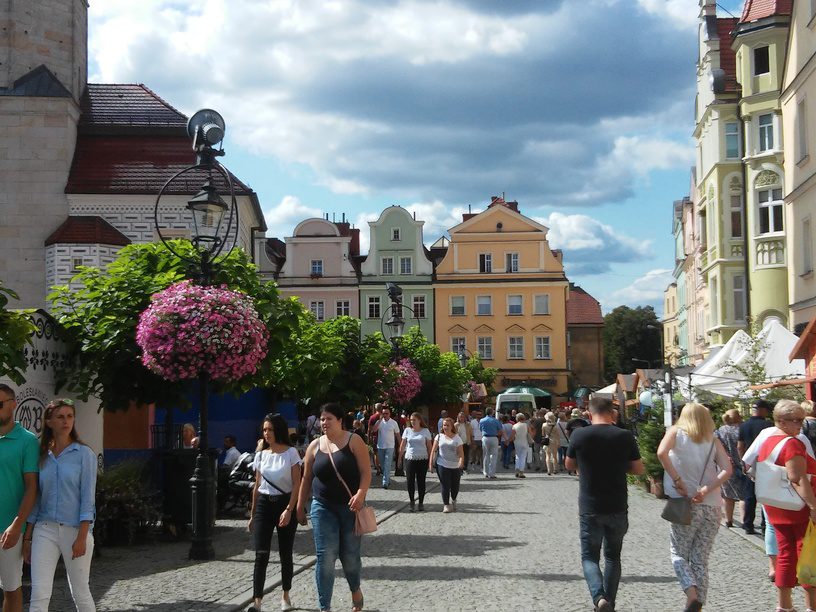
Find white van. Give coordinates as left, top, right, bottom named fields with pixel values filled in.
left=495, top=391, right=536, bottom=416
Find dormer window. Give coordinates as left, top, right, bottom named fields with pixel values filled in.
left=754, top=45, right=770, bottom=76
left=391, top=227, right=401, bottom=241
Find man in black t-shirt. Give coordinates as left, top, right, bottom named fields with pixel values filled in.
left=737, top=399, right=773, bottom=535
left=566, top=398, right=644, bottom=612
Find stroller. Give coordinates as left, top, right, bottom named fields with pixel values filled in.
left=218, top=451, right=255, bottom=514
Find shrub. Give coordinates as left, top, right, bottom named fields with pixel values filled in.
left=95, top=460, right=160, bottom=546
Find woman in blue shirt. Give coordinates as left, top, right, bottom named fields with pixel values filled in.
left=25, top=399, right=97, bottom=612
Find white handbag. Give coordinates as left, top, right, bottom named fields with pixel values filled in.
left=755, top=437, right=807, bottom=511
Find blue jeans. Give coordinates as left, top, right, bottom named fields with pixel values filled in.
left=501, top=441, right=514, bottom=468
left=579, top=512, right=628, bottom=607
left=310, top=498, right=362, bottom=611
left=377, top=447, right=395, bottom=486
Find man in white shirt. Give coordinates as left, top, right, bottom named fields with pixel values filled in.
left=222, top=435, right=241, bottom=471
left=470, top=411, right=483, bottom=466
left=372, top=406, right=401, bottom=488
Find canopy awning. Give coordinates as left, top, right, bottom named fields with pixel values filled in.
left=504, top=386, right=552, bottom=397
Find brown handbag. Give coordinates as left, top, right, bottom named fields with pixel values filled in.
left=661, top=438, right=716, bottom=526
left=323, top=435, right=378, bottom=536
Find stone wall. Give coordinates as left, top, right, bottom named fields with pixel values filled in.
left=0, top=96, right=79, bottom=308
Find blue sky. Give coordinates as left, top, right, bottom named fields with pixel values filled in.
left=87, top=0, right=747, bottom=315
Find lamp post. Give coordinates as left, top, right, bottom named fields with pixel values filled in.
left=153, top=108, right=238, bottom=561
left=382, top=282, right=415, bottom=360
left=646, top=323, right=673, bottom=427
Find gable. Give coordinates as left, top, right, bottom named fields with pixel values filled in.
left=505, top=323, right=527, bottom=333
left=531, top=323, right=553, bottom=332
left=448, top=324, right=468, bottom=334
left=474, top=324, right=495, bottom=333
left=448, top=203, right=549, bottom=235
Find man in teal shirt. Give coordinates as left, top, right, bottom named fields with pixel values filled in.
left=0, top=384, right=39, bottom=612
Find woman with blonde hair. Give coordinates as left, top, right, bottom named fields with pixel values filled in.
left=658, top=403, right=732, bottom=612
left=542, top=412, right=560, bottom=475
left=755, top=399, right=816, bottom=612
left=715, top=408, right=747, bottom=527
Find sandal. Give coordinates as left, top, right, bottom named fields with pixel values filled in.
left=351, top=594, right=364, bottom=611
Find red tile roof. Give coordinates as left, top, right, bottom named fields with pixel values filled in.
left=567, top=285, right=603, bottom=325
left=80, top=84, right=187, bottom=129
left=718, top=18, right=739, bottom=93
left=66, top=135, right=253, bottom=195
left=45, top=216, right=131, bottom=246
left=740, top=0, right=792, bottom=23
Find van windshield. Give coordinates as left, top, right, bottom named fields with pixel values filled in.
left=497, top=401, right=534, bottom=413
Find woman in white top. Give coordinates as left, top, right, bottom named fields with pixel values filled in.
left=429, top=417, right=465, bottom=513
left=455, top=411, right=473, bottom=474
left=657, top=403, right=731, bottom=612
left=397, top=412, right=432, bottom=512
left=510, top=413, right=534, bottom=478
left=248, top=413, right=302, bottom=612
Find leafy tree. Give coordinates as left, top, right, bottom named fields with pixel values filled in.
left=0, top=282, right=36, bottom=385
left=315, top=318, right=391, bottom=409
left=602, top=305, right=662, bottom=381
left=49, top=241, right=298, bottom=411
left=397, top=327, right=473, bottom=406
left=462, top=356, right=499, bottom=397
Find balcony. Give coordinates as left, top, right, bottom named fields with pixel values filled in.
left=755, top=236, right=785, bottom=268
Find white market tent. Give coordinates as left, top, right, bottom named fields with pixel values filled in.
left=675, top=320, right=806, bottom=398
left=591, top=382, right=617, bottom=399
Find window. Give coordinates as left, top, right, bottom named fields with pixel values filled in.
left=477, top=336, right=493, bottom=359
left=71, top=257, right=83, bottom=272
left=391, top=227, right=401, bottom=241
left=758, top=188, right=784, bottom=234
left=754, top=45, right=770, bottom=75
left=479, top=253, right=492, bottom=273
left=476, top=295, right=492, bottom=316
left=725, top=122, right=740, bottom=159
left=451, top=337, right=466, bottom=354
left=507, top=295, right=523, bottom=315
left=367, top=296, right=381, bottom=319
left=534, top=294, right=550, bottom=315
left=400, top=256, right=412, bottom=275
left=759, top=113, right=774, bottom=151
left=508, top=337, right=524, bottom=359
left=309, top=300, right=325, bottom=321
left=412, top=295, right=426, bottom=318
left=798, top=99, right=809, bottom=162
left=730, top=194, right=743, bottom=239
left=381, top=257, right=394, bottom=275
left=733, top=276, right=746, bottom=322
left=535, top=336, right=551, bottom=360
left=311, top=260, right=323, bottom=276
left=450, top=296, right=465, bottom=316
left=336, top=300, right=350, bottom=317
left=505, top=252, right=519, bottom=273
left=804, top=218, right=813, bottom=274
left=699, top=209, right=707, bottom=249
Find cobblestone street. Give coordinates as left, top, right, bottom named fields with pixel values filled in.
left=47, top=466, right=777, bottom=611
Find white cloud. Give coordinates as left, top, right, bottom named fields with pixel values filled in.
left=534, top=212, right=652, bottom=274
left=636, top=0, right=698, bottom=30
left=264, top=196, right=321, bottom=238
left=607, top=269, right=674, bottom=309
left=88, top=0, right=697, bottom=209
left=353, top=211, right=380, bottom=255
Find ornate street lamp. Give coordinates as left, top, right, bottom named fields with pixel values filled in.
left=153, top=108, right=238, bottom=560
left=381, top=282, right=415, bottom=360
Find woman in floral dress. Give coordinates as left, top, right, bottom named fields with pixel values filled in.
left=714, top=408, right=747, bottom=527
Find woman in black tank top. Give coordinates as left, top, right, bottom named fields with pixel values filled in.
left=296, top=403, right=371, bottom=612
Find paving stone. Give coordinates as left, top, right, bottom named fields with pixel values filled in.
left=41, top=465, right=781, bottom=611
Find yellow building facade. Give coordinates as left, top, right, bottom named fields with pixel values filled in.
left=433, top=198, right=570, bottom=397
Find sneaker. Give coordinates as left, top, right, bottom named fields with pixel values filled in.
left=442, top=504, right=451, bottom=513
left=281, top=600, right=295, bottom=612
left=596, top=598, right=614, bottom=612
left=518, top=473, right=526, bottom=478
left=382, top=483, right=389, bottom=490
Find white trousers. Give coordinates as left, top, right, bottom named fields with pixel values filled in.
left=514, top=445, right=529, bottom=472
left=29, top=522, right=95, bottom=612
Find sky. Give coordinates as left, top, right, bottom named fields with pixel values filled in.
left=87, top=0, right=747, bottom=316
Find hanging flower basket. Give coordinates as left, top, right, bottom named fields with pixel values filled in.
left=378, top=358, right=421, bottom=407
left=136, top=280, right=268, bottom=382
